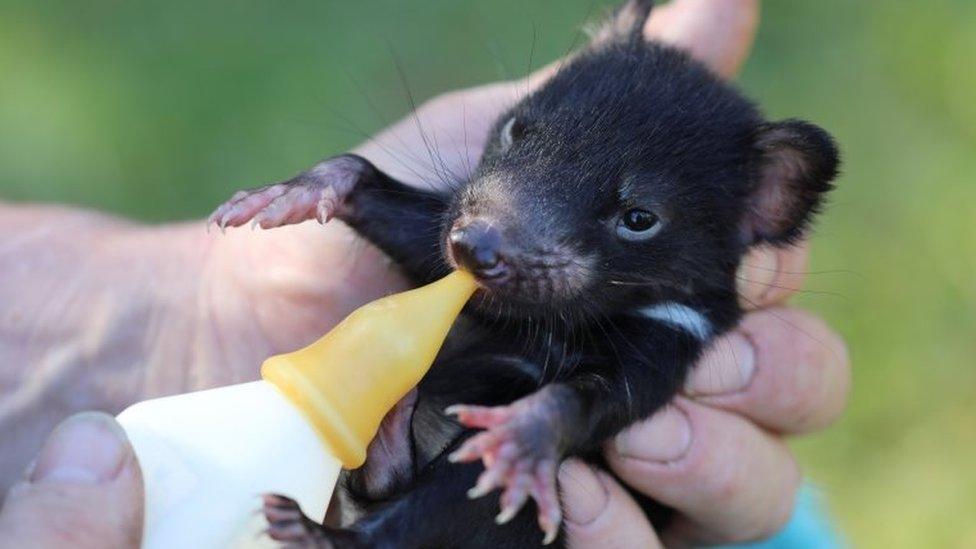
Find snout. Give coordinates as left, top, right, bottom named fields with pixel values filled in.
left=448, top=220, right=510, bottom=281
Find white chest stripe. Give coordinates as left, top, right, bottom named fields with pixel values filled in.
left=638, top=302, right=712, bottom=341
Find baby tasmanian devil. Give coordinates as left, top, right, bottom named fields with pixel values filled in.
left=211, top=1, right=839, bottom=547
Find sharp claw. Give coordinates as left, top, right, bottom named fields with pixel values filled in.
left=447, top=448, right=472, bottom=463
left=539, top=505, right=562, bottom=545
left=468, top=466, right=504, bottom=500
left=496, top=477, right=530, bottom=525
left=318, top=202, right=334, bottom=224
left=444, top=405, right=464, bottom=416
left=467, top=484, right=490, bottom=499
left=495, top=505, right=519, bottom=525
left=542, top=526, right=558, bottom=546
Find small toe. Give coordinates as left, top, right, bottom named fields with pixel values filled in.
left=447, top=404, right=516, bottom=429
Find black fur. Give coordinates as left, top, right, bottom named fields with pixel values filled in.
left=220, top=2, right=839, bottom=547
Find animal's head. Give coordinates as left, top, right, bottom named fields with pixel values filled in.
left=446, top=0, right=838, bottom=318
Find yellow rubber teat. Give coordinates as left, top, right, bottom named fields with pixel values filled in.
left=261, top=271, right=477, bottom=469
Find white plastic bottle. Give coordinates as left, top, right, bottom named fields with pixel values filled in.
left=115, top=271, right=477, bottom=549
left=117, top=381, right=341, bottom=549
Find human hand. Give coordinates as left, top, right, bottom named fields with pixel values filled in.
left=0, top=9, right=849, bottom=548
left=559, top=244, right=850, bottom=547
left=0, top=413, right=143, bottom=549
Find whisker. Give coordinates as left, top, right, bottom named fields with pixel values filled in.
left=386, top=43, right=458, bottom=193
left=739, top=263, right=866, bottom=278
left=738, top=293, right=846, bottom=363
left=734, top=275, right=850, bottom=301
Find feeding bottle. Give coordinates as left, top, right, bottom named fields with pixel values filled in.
left=116, top=271, right=476, bottom=548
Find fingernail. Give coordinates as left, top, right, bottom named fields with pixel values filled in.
left=685, top=332, right=757, bottom=396
left=737, top=246, right=779, bottom=307
left=613, top=407, right=691, bottom=463
left=558, top=460, right=608, bottom=525
left=31, top=412, right=131, bottom=485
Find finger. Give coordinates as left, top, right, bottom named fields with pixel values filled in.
left=559, top=460, right=663, bottom=549
left=606, top=400, right=800, bottom=546
left=644, top=0, right=760, bottom=78
left=736, top=243, right=811, bottom=309
left=685, top=307, right=851, bottom=434
left=0, top=413, right=144, bottom=549
left=528, top=0, right=760, bottom=89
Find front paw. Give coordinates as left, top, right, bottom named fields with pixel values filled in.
left=209, top=154, right=370, bottom=231
left=446, top=394, right=566, bottom=545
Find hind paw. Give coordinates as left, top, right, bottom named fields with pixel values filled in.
left=447, top=395, right=566, bottom=545
left=262, top=494, right=362, bottom=549
left=209, top=154, right=371, bottom=231
left=262, top=494, right=324, bottom=546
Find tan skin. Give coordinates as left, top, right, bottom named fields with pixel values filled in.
left=0, top=1, right=849, bottom=547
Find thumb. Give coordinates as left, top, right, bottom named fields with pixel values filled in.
left=0, top=412, right=144, bottom=549
left=643, top=0, right=760, bottom=79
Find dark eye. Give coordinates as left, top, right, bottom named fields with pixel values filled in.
left=500, top=116, right=525, bottom=149
left=616, top=208, right=663, bottom=241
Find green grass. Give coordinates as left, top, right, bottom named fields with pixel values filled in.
left=2, top=1, right=974, bottom=546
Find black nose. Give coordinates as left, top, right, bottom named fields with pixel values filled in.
left=449, top=221, right=508, bottom=279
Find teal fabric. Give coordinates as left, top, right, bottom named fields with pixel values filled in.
left=716, top=485, right=843, bottom=549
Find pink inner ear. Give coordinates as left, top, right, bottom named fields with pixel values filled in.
left=744, top=139, right=810, bottom=242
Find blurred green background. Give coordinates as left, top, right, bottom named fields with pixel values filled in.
left=2, top=1, right=974, bottom=546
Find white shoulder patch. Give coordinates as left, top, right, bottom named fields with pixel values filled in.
left=638, top=302, right=712, bottom=341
